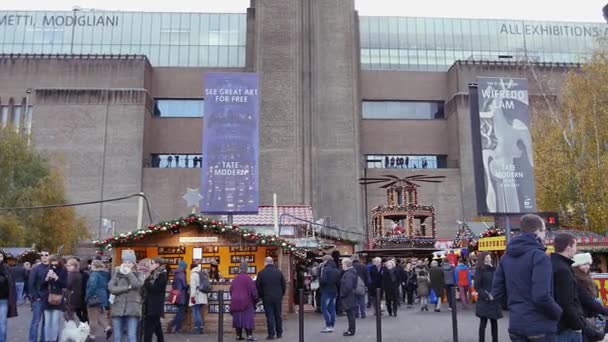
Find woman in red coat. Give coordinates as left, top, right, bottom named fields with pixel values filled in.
left=230, top=261, right=258, bottom=341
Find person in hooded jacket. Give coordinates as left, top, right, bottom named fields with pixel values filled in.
left=442, top=258, right=456, bottom=310
left=85, top=260, right=112, bottom=340
left=143, top=257, right=168, bottom=342
left=319, top=257, right=340, bottom=333
left=0, top=253, right=17, bottom=342
left=475, top=252, right=502, bottom=342
left=492, top=214, right=562, bottom=342
left=108, top=250, right=145, bottom=342
left=454, top=258, right=471, bottom=309
left=189, top=264, right=209, bottom=335
left=167, top=260, right=188, bottom=334
left=571, top=253, right=608, bottom=342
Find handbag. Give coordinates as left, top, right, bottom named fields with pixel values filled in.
left=583, top=316, right=606, bottom=342
left=168, top=288, right=182, bottom=304
left=47, top=284, right=63, bottom=306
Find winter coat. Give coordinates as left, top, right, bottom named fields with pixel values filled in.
left=66, top=270, right=84, bottom=311
left=28, top=263, right=50, bottom=301
left=429, top=266, right=445, bottom=296
left=404, top=270, right=417, bottom=290
left=381, top=268, right=400, bottom=301
left=576, top=280, right=608, bottom=318
left=108, top=269, right=145, bottom=318
left=85, top=269, right=110, bottom=308
left=230, top=273, right=257, bottom=313
left=0, top=263, right=17, bottom=318
left=454, top=264, right=472, bottom=287
left=492, top=232, right=562, bottom=336
left=340, top=267, right=358, bottom=310
left=10, top=265, right=26, bottom=283
left=474, top=265, right=502, bottom=320
left=442, top=263, right=456, bottom=286
left=551, top=253, right=584, bottom=332
left=171, top=268, right=188, bottom=305
left=256, top=264, right=286, bottom=302
left=319, top=260, right=340, bottom=296
left=369, top=265, right=385, bottom=291
left=41, top=266, right=67, bottom=311
left=417, top=275, right=430, bottom=297
left=144, top=268, right=168, bottom=316
left=189, top=268, right=209, bottom=306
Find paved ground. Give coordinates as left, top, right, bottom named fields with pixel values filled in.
left=8, top=303, right=516, bottom=342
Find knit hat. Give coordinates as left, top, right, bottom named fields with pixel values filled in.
left=179, top=260, right=187, bottom=269
left=121, top=249, right=136, bottom=264
left=571, top=253, right=592, bottom=267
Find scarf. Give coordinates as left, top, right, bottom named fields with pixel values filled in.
left=148, top=266, right=166, bottom=282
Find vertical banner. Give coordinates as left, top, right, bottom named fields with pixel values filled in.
left=474, top=77, right=536, bottom=214
left=201, top=73, right=259, bottom=214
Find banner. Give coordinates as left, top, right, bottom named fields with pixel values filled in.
left=473, top=77, right=536, bottom=214
left=592, top=274, right=608, bottom=306
left=201, top=73, right=259, bottom=214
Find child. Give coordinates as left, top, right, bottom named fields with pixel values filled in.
left=417, top=270, right=430, bottom=311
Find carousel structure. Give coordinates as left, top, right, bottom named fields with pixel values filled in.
left=359, top=174, right=445, bottom=257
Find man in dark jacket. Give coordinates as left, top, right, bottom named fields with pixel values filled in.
left=143, top=257, right=168, bottom=342
left=28, top=250, right=50, bottom=342
left=0, top=252, right=18, bottom=342
left=340, top=258, right=358, bottom=337
left=551, top=233, right=584, bottom=341
left=492, top=214, right=562, bottom=341
left=256, top=257, right=286, bottom=339
left=319, top=256, right=340, bottom=333
left=369, top=257, right=385, bottom=315
left=352, top=255, right=369, bottom=319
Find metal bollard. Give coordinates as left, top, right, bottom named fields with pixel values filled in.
left=218, top=290, right=224, bottom=342
left=299, top=289, right=305, bottom=342
left=451, top=286, right=458, bottom=342
left=375, top=288, right=382, bottom=342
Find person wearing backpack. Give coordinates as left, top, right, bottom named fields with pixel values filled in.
left=189, top=263, right=209, bottom=334
left=454, top=258, right=472, bottom=310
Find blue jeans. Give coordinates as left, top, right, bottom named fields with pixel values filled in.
left=320, top=292, right=336, bottom=328
left=192, top=305, right=203, bottom=332
left=509, top=332, right=556, bottom=342
left=0, top=300, right=7, bottom=342
left=112, top=316, right=139, bottom=342
left=354, top=294, right=366, bottom=318
left=555, top=330, right=582, bottom=342
left=263, top=299, right=283, bottom=337
left=43, top=310, right=62, bottom=342
left=170, top=305, right=186, bottom=332
left=28, top=300, right=45, bottom=342
left=15, top=283, right=24, bottom=305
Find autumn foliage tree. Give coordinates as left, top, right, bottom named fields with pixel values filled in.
left=531, top=52, right=608, bottom=232
left=0, top=127, right=88, bottom=253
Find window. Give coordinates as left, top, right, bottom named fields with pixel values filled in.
left=153, top=99, right=204, bottom=117
left=362, top=101, right=444, bottom=119
left=365, top=154, right=447, bottom=169
left=0, top=104, right=33, bottom=135
left=147, top=153, right=202, bottom=168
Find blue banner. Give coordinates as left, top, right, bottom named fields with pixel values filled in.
left=201, top=73, right=259, bottom=214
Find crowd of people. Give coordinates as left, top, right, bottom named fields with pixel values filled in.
left=147, top=154, right=204, bottom=168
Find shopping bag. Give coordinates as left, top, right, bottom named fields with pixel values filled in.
left=429, top=289, right=438, bottom=304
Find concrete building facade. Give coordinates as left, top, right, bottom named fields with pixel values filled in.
left=0, top=2, right=601, bottom=240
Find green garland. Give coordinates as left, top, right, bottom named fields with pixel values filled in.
left=92, top=213, right=356, bottom=256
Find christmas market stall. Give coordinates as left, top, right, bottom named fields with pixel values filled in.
left=0, top=247, right=38, bottom=265
left=94, top=213, right=302, bottom=333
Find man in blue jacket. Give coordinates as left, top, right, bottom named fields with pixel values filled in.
left=28, top=250, right=50, bottom=342
left=319, top=255, right=340, bottom=333
left=492, top=214, right=563, bottom=342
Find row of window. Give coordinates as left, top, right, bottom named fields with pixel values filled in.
left=146, top=154, right=447, bottom=169
left=0, top=104, right=32, bottom=136
left=365, top=155, right=447, bottom=169
left=154, top=99, right=444, bottom=120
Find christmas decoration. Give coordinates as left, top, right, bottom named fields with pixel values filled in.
left=93, top=213, right=299, bottom=253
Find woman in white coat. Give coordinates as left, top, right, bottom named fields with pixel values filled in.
left=189, top=264, right=210, bottom=334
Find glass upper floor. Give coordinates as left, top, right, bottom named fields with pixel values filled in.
left=360, top=16, right=608, bottom=71
left=0, top=11, right=246, bottom=67
left=1, top=11, right=605, bottom=70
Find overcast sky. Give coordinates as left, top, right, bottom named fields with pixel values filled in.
left=1, top=0, right=606, bottom=23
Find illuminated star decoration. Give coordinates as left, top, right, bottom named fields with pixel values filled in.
left=182, top=188, right=203, bottom=211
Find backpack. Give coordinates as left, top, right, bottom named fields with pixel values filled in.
left=457, top=267, right=470, bottom=286
left=197, top=271, right=212, bottom=293
left=354, top=275, right=366, bottom=296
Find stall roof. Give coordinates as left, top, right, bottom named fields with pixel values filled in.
left=0, top=247, right=32, bottom=258
left=223, top=206, right=313, bottom=226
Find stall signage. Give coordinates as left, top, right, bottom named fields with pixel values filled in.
left=478, top=236, right=506, bottom=251
left=179, top=236, right=218, bottom=243
left=592, top=274, right=608, bottom=306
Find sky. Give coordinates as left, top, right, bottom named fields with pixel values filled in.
left=1, top=0, right=607, bottom=23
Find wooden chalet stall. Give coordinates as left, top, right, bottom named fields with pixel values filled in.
left=94, top=213, right=303, bottom=333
